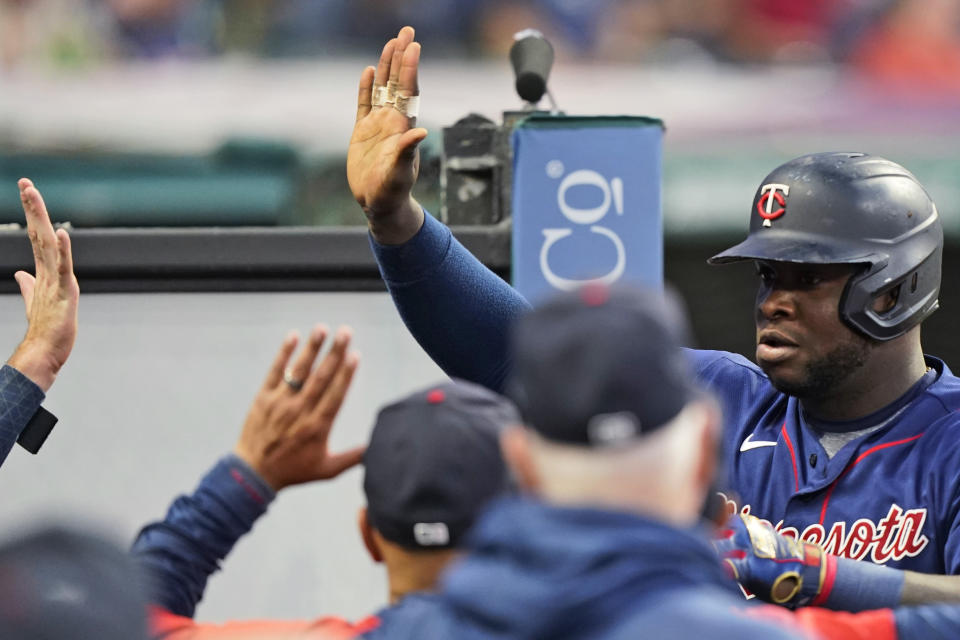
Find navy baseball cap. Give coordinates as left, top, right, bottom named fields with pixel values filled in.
left=363, top=380, right=519, bottom=550
left=506, top=284, right=697, bottom=446
left=0, top=525, right=148, bottom=640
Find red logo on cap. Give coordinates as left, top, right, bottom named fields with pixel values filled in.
left=580, top=283, right=610, bottom=307
left=756, top=183, right=790, bottom=227
left=427, top=389, right=445, bottom=404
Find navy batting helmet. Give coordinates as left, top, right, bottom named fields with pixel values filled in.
left=709, top=152, right=942, bottom=341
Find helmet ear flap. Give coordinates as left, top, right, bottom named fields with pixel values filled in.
left=841, top=250, right=941, bottom=341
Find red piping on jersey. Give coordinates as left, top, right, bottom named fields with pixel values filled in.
left=780, top=422, right=799, bottom=492
left=817, top=433, right=924, bottom=526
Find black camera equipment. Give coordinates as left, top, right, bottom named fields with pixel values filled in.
left=440, top=29, right=558, bottom=226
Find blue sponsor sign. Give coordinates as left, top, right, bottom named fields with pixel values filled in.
left=511, top=116, right=664, bottom=303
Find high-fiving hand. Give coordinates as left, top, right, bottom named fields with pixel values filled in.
left=234, top=325, right=365, bottom=491
left=6, top=178, right=80, bottom=393
left=347, top=26, right=428, bottom=245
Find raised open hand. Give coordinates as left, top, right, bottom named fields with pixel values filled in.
left=234, top=325, right=364, bottom=491
left=6, top=179, right=79, bottom=393
left=347, top=26, right=428, bottom=245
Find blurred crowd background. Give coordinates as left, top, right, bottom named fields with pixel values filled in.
left=1, top=0, right=960, bottom=230
left=3, top=0, right=960, bottom=92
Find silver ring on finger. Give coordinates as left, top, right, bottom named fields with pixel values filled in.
left=283, top=369, right=304, bottom=392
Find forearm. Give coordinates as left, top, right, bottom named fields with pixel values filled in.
left=899, top=571, right=960, bottom=605
left=7, top=341, right=58, bottom=392
left=371, top=207, right=531, bottom=392
left=811, top=555, right=904, bottom=612
left=131, top=453, right=275, bottom=617
left=836, top=564, right=960, bottom=608
left=0, top=364, right=45, bottom=466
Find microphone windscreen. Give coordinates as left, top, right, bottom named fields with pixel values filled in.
left=510, top=30, right=554, bottom=103
left=515, top=72, right=547, bottom=104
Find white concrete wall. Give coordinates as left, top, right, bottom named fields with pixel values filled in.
left=0, top=291, right=444, bottom=622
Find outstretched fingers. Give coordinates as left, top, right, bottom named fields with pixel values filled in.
left=55, top=228, right=74, bottom=285
left=356, top=66, right=375, bottom=122
left=389, top=27, right=415, bottom=87
left=398, top=42, right=421, bottom=125
left=396, top=127, right=428, bottom=161
left=375, top=38, right=397, bottom=87
left=399, top=42, right=420, bottom=98
left=307, top=351, right=362, bottom=479
left=14, top=271, right=35, bottom=314
left=263, top=331, right=300, bottom=390
left=285, top=325, right=329, bottom=389
left=321, top=443, right=367, bottom=477
left=314, top=350, right=359, bottom=424
left=19, top=179, right=58, bottom=271
left=300, top=326, right=352, bottom=403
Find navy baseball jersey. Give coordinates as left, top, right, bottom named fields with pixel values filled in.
left=693, top=350, right=960, bottom=574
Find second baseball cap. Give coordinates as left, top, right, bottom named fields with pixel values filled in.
left=506, top=284, right=696, bottom=447
left=363, top=379, right=519, bottom=550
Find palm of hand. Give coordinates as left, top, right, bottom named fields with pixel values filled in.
left=347, top=108, right=419, bottom=217
left=24, top=270, right=79, bottom=370
left=12, top=181, right=80, bottom=389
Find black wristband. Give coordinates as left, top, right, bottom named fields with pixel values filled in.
left=17, top=407, right=58, bottom=454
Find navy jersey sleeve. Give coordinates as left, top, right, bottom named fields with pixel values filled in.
left=130, top=454, right=275, bottom=617
left=0, top=364, right=46, bottom=467
left=923, top=417, right=960, bottom=574
left=684, top=349, right=783, bottom=488
left=686, top=349, right=776, bottom=422
left=370, top=212, right=531, bottom=392
left=687, top=349, right=768, bottom=403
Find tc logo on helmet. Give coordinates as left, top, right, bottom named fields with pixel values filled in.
left=756, top=183, right=790, bottom=227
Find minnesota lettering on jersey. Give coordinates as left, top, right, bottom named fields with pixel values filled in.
left=720, top=494, right=929, bottom=564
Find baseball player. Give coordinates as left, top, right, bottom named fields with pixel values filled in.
left=347, top=26, right=960, bottom=609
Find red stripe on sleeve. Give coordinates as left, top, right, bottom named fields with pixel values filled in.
left=810, top=553, right=837, bottom=607
left=230, top=468, right=266, bottom=505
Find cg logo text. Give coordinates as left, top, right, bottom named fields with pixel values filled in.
left=540, top=165, right=626, bottom=291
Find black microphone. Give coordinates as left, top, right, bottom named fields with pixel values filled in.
left=509, top=29, right=554, bottom=105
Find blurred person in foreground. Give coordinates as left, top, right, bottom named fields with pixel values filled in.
left=0, top=524, right=149, bottom=639
left=131, top=325, right=517, bottom=639
left=1, top=178, right=79, bottom=467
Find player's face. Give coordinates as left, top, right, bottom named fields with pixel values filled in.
left=754, top=261, right=872, bottom=398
